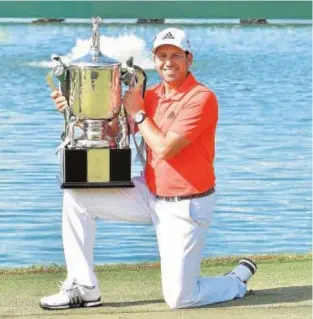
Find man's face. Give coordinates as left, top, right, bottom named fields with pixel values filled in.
left=153, top=45, right=193, bottom=85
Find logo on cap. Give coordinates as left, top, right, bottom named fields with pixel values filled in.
left=162, top=32, right=175, bottom=40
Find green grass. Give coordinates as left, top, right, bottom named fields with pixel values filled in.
left=0, top=253, right=311, bottom=319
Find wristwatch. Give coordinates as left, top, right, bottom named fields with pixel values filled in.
left=133, top=111, right=147, bottom=125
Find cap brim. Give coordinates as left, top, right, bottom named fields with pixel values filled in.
left=152, top=41, right=186, bottom=53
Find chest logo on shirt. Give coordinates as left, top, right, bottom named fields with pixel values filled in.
left=167, top=111, right=176, bottom=119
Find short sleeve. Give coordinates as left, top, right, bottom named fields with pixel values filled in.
left=168, top=90, right=218, bottom=143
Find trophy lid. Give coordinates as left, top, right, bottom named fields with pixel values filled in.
left=71, top=52, right=120, bottom=67
left=70, top=17, right=120, bottom=67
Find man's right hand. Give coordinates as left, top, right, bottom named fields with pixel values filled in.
left=51, top=91, right=68, bottom=113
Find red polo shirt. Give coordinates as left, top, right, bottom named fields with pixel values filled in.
left=143, top=73, right=218, bottom=197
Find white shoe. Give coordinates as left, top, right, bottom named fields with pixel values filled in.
left=40, top=281, right=102, bottom=310
left=225, top=258, right=257, bottom=284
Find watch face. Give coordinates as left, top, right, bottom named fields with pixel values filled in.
left=135, top=112, right=145, bottom=124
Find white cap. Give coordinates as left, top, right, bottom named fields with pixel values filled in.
left=152, top=28, right=191, bottom=53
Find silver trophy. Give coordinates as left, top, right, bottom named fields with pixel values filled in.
left=46, top=17, right=146, bottom=188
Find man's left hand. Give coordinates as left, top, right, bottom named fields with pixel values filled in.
left=123, top=86, right=145, bottom=118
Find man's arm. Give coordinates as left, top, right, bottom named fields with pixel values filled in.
left=123, top=87, right=190, bottom=160
left=137, top=118, right=189, bottom=160
left=123, top=86, right=218, bottom=161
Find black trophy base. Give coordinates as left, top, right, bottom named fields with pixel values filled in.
left=58, top=148, right=134, bottom=189
left=58, top=175, right=134, bottom=188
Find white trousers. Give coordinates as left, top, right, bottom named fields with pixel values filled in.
left=62, top=176, right=246, bottom=309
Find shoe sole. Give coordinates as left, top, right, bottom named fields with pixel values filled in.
left=39, top=298, right=102, bottom=310
left=239, top=258, right=257, bottom=274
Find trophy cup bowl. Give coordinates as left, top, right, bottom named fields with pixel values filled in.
left=48, top=17, right=147, bottom=188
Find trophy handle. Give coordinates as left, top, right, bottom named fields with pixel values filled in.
left=120, top=59, right=147, bottom=166
left=50, top=55, right=69, bottom=97
left=132, top=65, right=147, bottom=98
left=121, top=57, right=147, bottom=98
left=45, top=71, right=58, bottom=92
left=49, top=55, right=72, bottom=141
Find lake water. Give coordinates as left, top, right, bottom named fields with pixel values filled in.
left=0, top=20, right=311, bottom=267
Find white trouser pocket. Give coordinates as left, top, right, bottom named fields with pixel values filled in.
left=189, top=194, right=215, bottom=228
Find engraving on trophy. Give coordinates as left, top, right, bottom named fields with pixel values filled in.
left=90, top=71, right=99, bottom=90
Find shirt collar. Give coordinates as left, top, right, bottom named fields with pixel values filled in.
left=156, top=72, right=198, bottom=101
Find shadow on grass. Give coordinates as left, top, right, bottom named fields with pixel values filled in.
left=100, top=285, right=312, bottom=308
left=209, top=285, right=312, bottom=308
left=101, top=299, right=164, bottom=307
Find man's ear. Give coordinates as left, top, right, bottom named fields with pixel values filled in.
left=187, top=52, right=193, bottom=67
left=152, top=53, right=157, bottom=63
